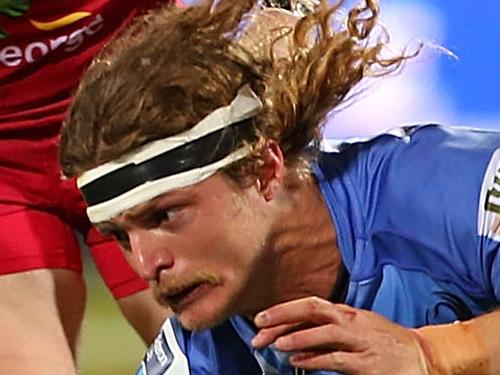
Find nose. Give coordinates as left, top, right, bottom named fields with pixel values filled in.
left=128, top=227, right=174, bottom=281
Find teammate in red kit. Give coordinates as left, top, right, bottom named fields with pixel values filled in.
left=0, top=1, right=177, bottom=373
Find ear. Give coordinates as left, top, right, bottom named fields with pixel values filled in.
left=257, top=140, right=285, bottom=201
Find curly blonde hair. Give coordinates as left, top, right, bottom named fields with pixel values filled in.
left=60, top=0, right=416, bottom=184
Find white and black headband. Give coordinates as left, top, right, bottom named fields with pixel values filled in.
left=77, top=85, right=263, bottom=223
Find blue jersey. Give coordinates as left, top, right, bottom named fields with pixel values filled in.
left=137, top=124, right=500, bottom=374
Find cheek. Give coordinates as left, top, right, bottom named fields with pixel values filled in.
left=179, top=192, right=267, bottom=276
left=182, top=220, right=262, bottom=283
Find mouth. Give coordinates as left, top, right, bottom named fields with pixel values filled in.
left=161, top=281, right=213, bottom=310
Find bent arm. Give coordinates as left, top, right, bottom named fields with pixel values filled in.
left=412, top=309, right=500, bottom=375
left=253, top=297, right=500, bottom=374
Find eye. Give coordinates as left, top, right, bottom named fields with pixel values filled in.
left=154, top=209, right=178, bottom=224
left=109, top=229, right=131, bottom=250
left=146, top=204, right=188, bottom=230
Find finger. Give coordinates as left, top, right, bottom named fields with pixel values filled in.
left=251, top=322, right=298, bottom=348
left=255, top=297, right=355, bottom=328
left=290, top=351, right=361, bottom=373
left=274, top=323, right=365, bottom=352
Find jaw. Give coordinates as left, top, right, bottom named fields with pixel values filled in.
left=152, top=274, right=238, bottom=331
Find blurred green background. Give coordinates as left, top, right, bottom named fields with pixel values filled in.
left=79, top=257, right=147, bottom=375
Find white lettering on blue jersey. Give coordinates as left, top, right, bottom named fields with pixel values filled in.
left=478, top=148, right=500, bottom=241
left=139, top=319, right=190, bottom=375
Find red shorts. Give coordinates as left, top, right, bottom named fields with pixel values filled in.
left=0, top=125, right=147, bottom=299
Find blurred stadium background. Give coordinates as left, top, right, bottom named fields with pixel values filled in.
left=79, top=0, right=500, bottom=374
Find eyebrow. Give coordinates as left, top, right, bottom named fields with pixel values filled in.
left=95, top=222, right=121, bottom=235
left=122, top=188, right=192, bottom=222
left=123, top=199, right=158, bottom=221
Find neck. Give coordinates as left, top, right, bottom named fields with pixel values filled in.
left=244, top=177, right=342, bottom=317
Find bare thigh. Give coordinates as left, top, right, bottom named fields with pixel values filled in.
left=0, top=269, right=85, bottom=374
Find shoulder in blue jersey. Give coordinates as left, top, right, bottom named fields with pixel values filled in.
left=138, top=124, right=500, bottom=374
left=317, top=124, right=500, bottom=326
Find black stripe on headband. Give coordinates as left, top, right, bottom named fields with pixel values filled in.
left=80, top=120, right=252, bottom=206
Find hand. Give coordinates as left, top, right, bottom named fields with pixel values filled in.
left=252, top=296, right=429, bottom=374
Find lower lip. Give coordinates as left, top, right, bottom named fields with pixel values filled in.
left=167, top=282, right=214, bottom=311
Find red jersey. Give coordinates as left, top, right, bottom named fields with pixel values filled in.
left=0, top=1, right=184, bottom=293
left=0, top=0, right=179, bottom=214
left=0, top=0, right=166, bottom=132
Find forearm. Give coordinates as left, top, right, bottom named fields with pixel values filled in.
left=411, top=310, right=500, bottom=375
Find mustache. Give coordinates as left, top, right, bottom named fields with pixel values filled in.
left=151, top=271, right=222, bottom=306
